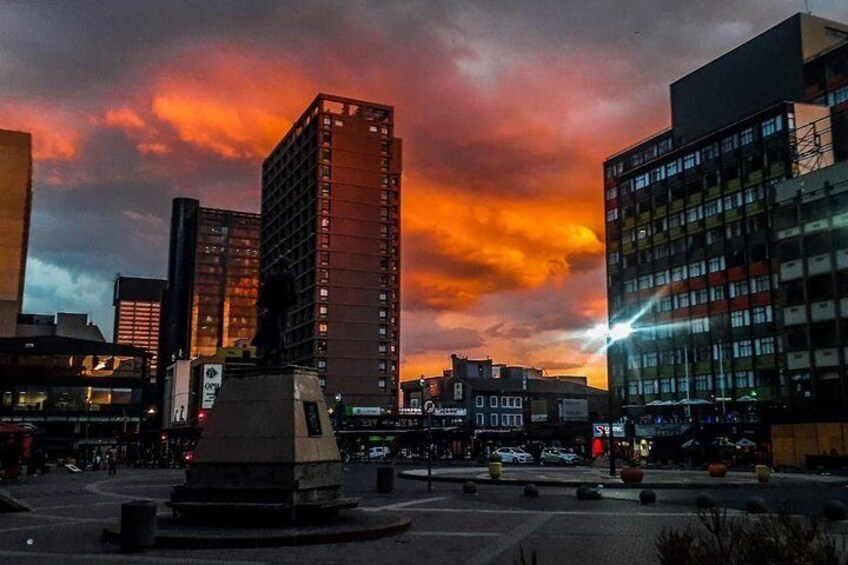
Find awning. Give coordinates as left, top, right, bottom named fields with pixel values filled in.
left=736, top=395, right=758, bottom=402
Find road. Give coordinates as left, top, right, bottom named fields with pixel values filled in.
left=0, top=463, right=844, bottom=564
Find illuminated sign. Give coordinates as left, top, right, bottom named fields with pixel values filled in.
left=201, top=364, right=223, bottom=409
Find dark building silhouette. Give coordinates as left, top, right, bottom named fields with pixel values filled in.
left=0, top=129, right=32, bottom=337
left=113, top=276, right=166, bottom=374
left=158, top=199, right=260, bottom=415
left=604, top=13, right=848, bottom=424
left=261, top=94, right=402, bottom=407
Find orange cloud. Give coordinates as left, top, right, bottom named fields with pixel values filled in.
left=103, top=107, right=146, bottom=130
left=0, top=103, right=80, bottom=161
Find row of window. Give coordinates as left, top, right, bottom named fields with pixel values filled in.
left=622, top=270, right=772, bottom=297
left=609, top=184, right=766, bottom=228
left=625, top=370, right=757, bottom=396
left=624, top=337, right=777, bottom=369
left=604, top=115, right=785, bottom=184
left=474, top=395, right=523, bottom=409
left=474, top=412, right=524, bottom=428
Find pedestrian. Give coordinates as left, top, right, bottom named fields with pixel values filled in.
left=106, top=448, right=117, bottom=476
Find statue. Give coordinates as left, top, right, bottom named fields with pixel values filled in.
left=252, top=256, right=297, bottom=366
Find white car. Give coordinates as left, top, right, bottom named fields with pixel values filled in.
left=493, top=447, right=533, bottom=464
left=368, top=446, right=390, bottom=459
left=540, top=447, right=587, bottom=466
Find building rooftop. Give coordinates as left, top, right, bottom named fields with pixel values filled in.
left=0, top=335, right=147, bottom=356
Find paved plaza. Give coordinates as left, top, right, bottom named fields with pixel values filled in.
left=0, top=464, right=847, bottom=564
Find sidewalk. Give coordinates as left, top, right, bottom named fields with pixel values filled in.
left=399, top=465, right=848, bottom=489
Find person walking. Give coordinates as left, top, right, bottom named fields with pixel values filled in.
left=106, top=448, right=117, bottom=476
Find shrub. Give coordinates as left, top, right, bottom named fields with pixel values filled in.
left=657, top=507, right=845, bottom=565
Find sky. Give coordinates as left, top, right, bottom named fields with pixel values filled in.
left=2, top=0, right=847, bottom=389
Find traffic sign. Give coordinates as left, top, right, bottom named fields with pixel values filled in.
left=423, top=400, right=436, bottom=415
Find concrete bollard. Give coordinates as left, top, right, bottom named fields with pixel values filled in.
left=823, top=500, right=847, bottom=521
left=523, top=484, right=539, bottom=498
left=745, top=497, right=768, bottom=514
left=639, top=489, right=657, bottom=505
left=463, top=481, right=478, bottom=495
left=376, top=466, right=394, bottom=494
left=120, top=500, right=157, bottom=553
left=695, top=493, right=717, bottom=510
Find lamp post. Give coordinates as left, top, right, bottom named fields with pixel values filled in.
left=590, top=322, right=634, bottom=478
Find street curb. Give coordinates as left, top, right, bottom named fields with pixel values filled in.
left=102, top=513, right=411, bottom=548
left=397, top=469, right=848, bottom=490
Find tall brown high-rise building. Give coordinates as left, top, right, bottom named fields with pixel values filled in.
left=114, top=276, right=167, bottom=374
left=159, top=199, right=261, bottom=369
left=262, top=94, right=402, bottom=408
left=0, top=129, right=32, bottom=337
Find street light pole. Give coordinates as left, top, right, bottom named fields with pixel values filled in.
left=608, top=336, right=616, bottom=478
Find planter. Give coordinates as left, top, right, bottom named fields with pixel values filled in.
left=488, top=461, right=502, bottom=479
left=755, top=464, right=770, bottom=483
left=708, top=463, right=727, bottom=478
left=620, top=466, right=644, bottom=484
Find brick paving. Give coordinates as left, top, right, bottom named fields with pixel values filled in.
left=0, top=464, right=842, bottom=564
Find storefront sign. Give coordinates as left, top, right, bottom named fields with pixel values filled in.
left=592, top=423, right=625, bottom=438
left=201, top=364, right=223, bottom=409
left=348, top=407, right=382, bottom=416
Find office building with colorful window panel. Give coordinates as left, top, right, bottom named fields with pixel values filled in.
left=603, top=13, right=848, bottom=422
left=159, top=199, right=260, bottom=389
left=262, top=94, right=402, bottom=408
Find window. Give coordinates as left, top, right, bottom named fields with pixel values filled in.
left=690, top=289, right=708, bottom=305
left=454, top=382, right=463, bottom=400
left=660, top=378, right=673, bottom=393
left=752, top=305, right=773, bottom=324
left=655, top=270, right=670, bottom=286
left=672, top=266, right=688, bottom=281
left=674, top=292, right=690, bottom=309
left=378, top=325, right=387, bottom=336
left=319, top=287, right=329, bottom=298
left=695, top=375, right=710, bottom=392
left=642, top=352, right=658, bottom=367
left=740, top=128, right=754, bottom=145
left=490, top=413, right=498, bottom=427
left=317, top=359, right=326, bottom=370
left=643, top=380, right=656, bottom=394
left=490, top=396, right=498, bottom=408
left=635, top=173, right=650, bottom=190
left=683, top=152, right=700, bottom=170
left=692, top=317, right=710, bottom=333
left=676, top=378, right=689, bottom=393
left=733, top=340, right=753, bottom=358
left=721, top=135, right=738, bottom=153
left=704, top=199, right=722, bottom=217
left=378, top=343, right=387, bottom=353
left=476, top=413, right=484, bottom=426
left=686, top=206, right=703, bottom=223
left=689, top=261, right=706, bottom=277
left=755, top=336, right=775, bottom=355
left=638, top=275, right=653, bottom=290
left=606, top=208, right=619, bottom=222
left=735, top=371, right=754, bottom=388
left=761, top=116, right=782, bottom=137
left=729, top=280, right=749, bottom=298
left=624, top=278, right=637, bottom=293
left=730, top=310, right=750, bottom=327
left=318, top=323, right=328, bottom=334
left=476, top=396, right=484, bottom=408
left=708, top=256, right=725, bottom=273
left=751, top=275, right=770, bottom=294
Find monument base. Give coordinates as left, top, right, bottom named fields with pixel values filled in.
left=168, top=366, right=358, bottom=526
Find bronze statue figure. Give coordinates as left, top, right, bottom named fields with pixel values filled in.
left=252, top=256, right=297, bottom=366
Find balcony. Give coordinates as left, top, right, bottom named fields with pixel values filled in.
left=810, top=300, right=836, bottom=321
left=787, top=351, right=810, bottom=370
left=782, top=305, right=807, bottom=325
left=807, top=253, right=832, bottom=276
left=814, top=349, right=839, bottom=367
left=780, top=260, right=803, bottom=281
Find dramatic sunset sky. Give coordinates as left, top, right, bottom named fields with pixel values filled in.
left=2, top=1, right=847, bottom=388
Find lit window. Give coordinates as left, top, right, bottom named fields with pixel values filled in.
left=319, top=287, right=329, bottom=298
left=318, top=323, right=328, bottom=334
left=369, top=125, right=378, bottom=133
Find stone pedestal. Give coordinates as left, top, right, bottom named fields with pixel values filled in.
left=168, top=366, right=357, bottom=525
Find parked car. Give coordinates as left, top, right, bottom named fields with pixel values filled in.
left=540, top=447, right=587, bottom=466
left=368, top=446, right=390, bottom=460
left=493, top=447, right=534, bottom=464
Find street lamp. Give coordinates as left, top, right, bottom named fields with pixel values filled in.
left=588, top=322, right=634, bottom=477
